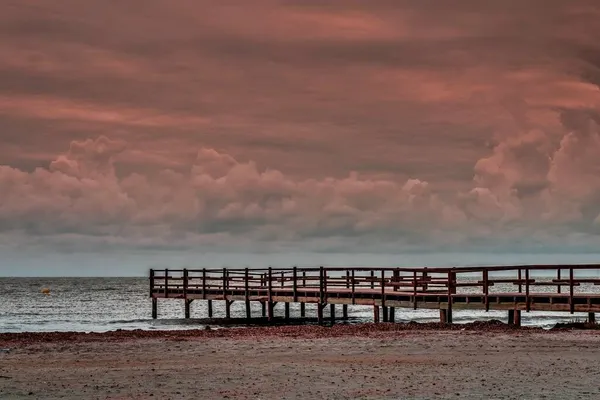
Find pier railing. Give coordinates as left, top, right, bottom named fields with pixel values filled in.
left=150, top=264, right=600, bottom=313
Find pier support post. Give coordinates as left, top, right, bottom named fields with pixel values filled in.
left=317, top=304, right=324, bottom=325
left=207, top=300, right=213, bottom=318
left=300, top=302, right=306, bottom=318
left=284, top=302, right=290, bottom=320
left=382, top=306, right=388, bottom=322
left=440, top=307, right=452, bottom=324
left=589, top=312, right=596, bottom=324
left=184, top=299, right=193, bottom=319
left=152, top=298, right=157, bottom=319
left=330, top=304, right=336, bottom=324
left=261, top=301, right=266, bottom=317
left=389, top=307, right=395, bottom=323
left=267, top=301, right=274, bottom=321
left=508, top=310, right=515, bottom=325
left=225, top=300, right=233, bottom=319
left=439, top=309, right=447, bottom=324
left=513, top=310, right=521, bottom=327
left=373, top=306, right=380, bottom=323
left=342, top=304, right=348, bottom=320
left=245, top=299, right=251, bottom=320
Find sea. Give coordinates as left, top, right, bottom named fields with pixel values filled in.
left=0, top=277, right=597, bottom=333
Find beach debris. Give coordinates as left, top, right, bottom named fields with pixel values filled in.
left=0, top=348, right=10, bottom=353
left=41, top=288, right=50, bottom=295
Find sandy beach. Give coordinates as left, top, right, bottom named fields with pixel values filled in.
left=1, top=323, right=600, bottom=399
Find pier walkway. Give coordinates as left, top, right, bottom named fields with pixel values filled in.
left=150, top=264, right=600, bottom=325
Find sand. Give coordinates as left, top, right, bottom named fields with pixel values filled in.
left=1, top=323, right=600, bottom=399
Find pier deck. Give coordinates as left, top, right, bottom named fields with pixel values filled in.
left=150, top=264, right=600, bottom=325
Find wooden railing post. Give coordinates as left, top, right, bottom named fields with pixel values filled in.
left=518, top=269, right=522, bottom=293
left=370, top=270, right=375, bottom=289
left=351, top=269, right=355, bottom=305
left=164, top=268, right=169, bottom=298
left=323, top=267, right=328, bottom=304
left=280, top=271, right=284, bottom=288
left=319, top=266, right=325, bottom=304
left=525, top=268, right=530, bottom=312
left=557, top=269, right=562, bottom=294
left=149, top=269, right=154, bottom=297
left=202, top=268, right=206, bottom=299
left=446, top=269, right=454, bottom=323
left=381, top=269, right=386, bottom=307
left=483, top=269, right=489, bottom=311
left=244, top=267, right=251, bottom=319
left=569, top=267, right=575, bottom=314
left=183, top=268, right=188, bottom=299
left=302, top=271, right=306, bottom=288
left=222, top=268, right=227, bottom=300
left=293, top=266, right=298, bottom=302
left=267, top=267, right=273, bottom=306
left=413, top=270, right=418, bottom=309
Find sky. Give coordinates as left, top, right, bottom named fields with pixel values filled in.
left=1, top=1, right=600, bottom=276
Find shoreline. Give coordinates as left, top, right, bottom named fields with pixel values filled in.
left=1, top=320, right=589, bottom=346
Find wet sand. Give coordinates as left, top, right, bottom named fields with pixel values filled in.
left=1, top=323, right=600, bottom=399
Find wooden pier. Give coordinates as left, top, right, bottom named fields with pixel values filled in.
left=149, top=264, right=600, bottom=326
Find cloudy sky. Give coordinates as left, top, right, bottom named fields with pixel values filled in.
left=2, top=1, right=600, bottom=275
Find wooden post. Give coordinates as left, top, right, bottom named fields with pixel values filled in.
left=518, top=269, right=522, bottom=293
left=483, top=269, right=489, bottom=312
left=373, top=306, right=380, bottom=323
left=183, top=268, right=188, bottom=299
left=149, top=269, right=155, bottom=297
left=319, top=266, right=325, bottom=308
left=185, top=299, right=191, bottom=319
left=300, top=302, right=306, bottom=318
left=370, top=270, right=375, bottom=289
left=439, top=309, right=447, bottom=324
left=342, top=304, right=348, bottom=320
left=302, top=271, right=306, bottom=288
left=588, top=312, right=596, bottom=324
left=207, top=300, right=213, bottom=318
left=152, top=298, right=157, bottom=319
left=557, top=269, right=562, bottom=294
left=389, top=307, right=395, bottom=323
left=569, top=268, right=575, bottom=314
left=222, top=267, right=227, bottom=300
left=225, top=300, right=232, bottom=319
left=292, top=267, right=298, bottom=302
left=285, top=302, right=290, bottom=320
left=267, top=301, right=274, bottom=321
left=268, top=267, right=273, bottom=321
left=202, top=268, right=207, bottom=299
left=447, top=270, right=455, bottom=324
left=317, top=304, right=324, bottom=325
left=164, top=268, right=169, bottom=298
left=513, top=310, right=521, bottom=326
left=381, top=269, right=386, bottom=307
left=525, top=268, right=530, bottom=312
left=261, top=301, right=266, bottom=317
left=382, top=306, right=388, bottom=322
left=330, top=303, right=335, bottom=324
left=323, top=267, right=328, bottom=304
left=393, top=269, right=399, bottom=292
left=280, top=271, right=284, bottom=288
left=508, top=310, right=515, bottom=325
left=244, top=268, right=251, bottom=320
left=413, top=270, right=418, bottom=310
left=351, top=269, right=356, bottom=305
